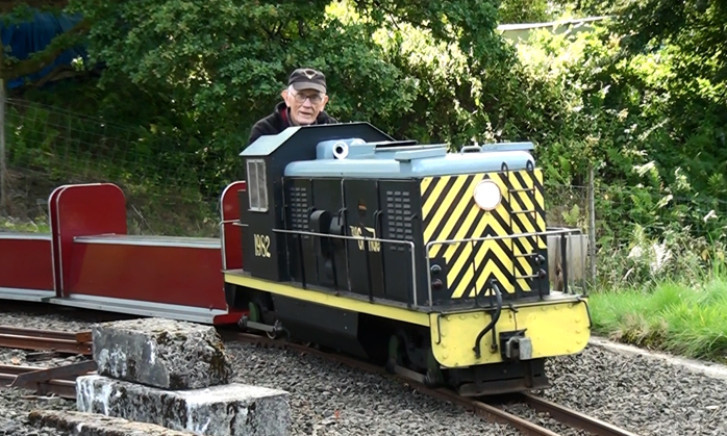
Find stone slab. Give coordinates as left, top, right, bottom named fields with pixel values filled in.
left=77, top=375, right=290, bottom=436
left=92, top=318, right=232, bottom=389
left=28, top=409, right=193, bottom=435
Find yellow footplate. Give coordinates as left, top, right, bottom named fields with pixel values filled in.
left=429, top=298, right=591, bottom=367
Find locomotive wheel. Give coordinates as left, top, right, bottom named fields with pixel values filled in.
left=424, top=350, right=444, bottom=387
left=243, top=301, right=285, bottom=339
left=248, top=302, right=262, bottom=322
left=266, top=320, right=284, bottom=339
left=385, top=334, right=403, bottom=373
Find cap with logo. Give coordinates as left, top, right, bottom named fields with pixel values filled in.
left=288, top=68, right=327, bottom=94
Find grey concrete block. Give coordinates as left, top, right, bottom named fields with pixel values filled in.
left=77, top=375, right=290, bottom=436
left=92, top=318, right=232, bottom=389
left=28, top=409, right=193, bottom=435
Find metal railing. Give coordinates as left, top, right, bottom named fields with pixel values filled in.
left=269, top=226, right=586, bottom=310
left=424, top=227, right=585, bottom=307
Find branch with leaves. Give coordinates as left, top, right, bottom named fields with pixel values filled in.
left=1, top=18, right=88, bottom=81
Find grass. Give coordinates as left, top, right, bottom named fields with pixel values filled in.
left=0, top=216, right=51, bottom=233
left=589, top=270, right=727, bottom=363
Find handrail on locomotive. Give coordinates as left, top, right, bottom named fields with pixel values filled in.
left=425, top=226, right=587, bottom=306
left=269, top=226, right=586, bottom=310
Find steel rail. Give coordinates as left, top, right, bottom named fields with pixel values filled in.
left=520, top=393, right=641, bottom=436
left=0, top=361, right=96, bottom=399
left=0, top=326, right=92, bottom=355
left=11, top=360, right=97, bottom=388
left=19, top=378, right=77, bottom=399
left=0, top=326, right=92, bottom=342
left=226, top=330, right=639, bottom=436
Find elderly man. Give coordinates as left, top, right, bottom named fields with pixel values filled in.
left=247, top=68, right=338, bottom=145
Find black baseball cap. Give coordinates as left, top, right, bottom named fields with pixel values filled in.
left=288, top=68, right=326, bottom=94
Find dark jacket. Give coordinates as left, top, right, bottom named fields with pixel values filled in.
left=247, top=101, right=337, bottom=145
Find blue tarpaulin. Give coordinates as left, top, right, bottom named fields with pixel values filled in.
left=1, top=11, right=86, bottom=89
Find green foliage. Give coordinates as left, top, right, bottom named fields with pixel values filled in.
left=498, top=0, right=550, bottom=24
left=580, top=1, right=727, bottom=247
left=4, top=97, right=221, bottom=234
left=53, top=0, right=554, bottom=205
left=560, top=204, right=582, bottom=228
left=68, top=0, right=470, bottom=193
left=508, top=6, right=727, bottom=284
left=596, top=224, right=712, bottom=287
left=590, top=274, right=727, bottom=361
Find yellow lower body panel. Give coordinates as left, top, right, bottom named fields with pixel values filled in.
left=430, top=299, right=591, bottom=367
left=224, top=271, right=429, bottom=327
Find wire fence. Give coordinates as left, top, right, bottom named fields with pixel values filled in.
left=0, top=98, right=221, bottom=235
left=4, top=98, right=214, bottom=188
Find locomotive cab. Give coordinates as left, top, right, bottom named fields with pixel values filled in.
left=237, top=123, right=392, bottom=282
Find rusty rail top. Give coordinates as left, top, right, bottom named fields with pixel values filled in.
left=0, top=326, right=92, bottom=355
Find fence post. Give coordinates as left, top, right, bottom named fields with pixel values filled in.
left=587, top=165, right=596, bottom=283
left=0, top=78, right=7, bottom=215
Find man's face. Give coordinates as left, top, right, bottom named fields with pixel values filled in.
left=282, top=87, right=329, bottom=125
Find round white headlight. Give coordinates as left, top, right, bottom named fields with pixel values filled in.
left=473, top=180, right=502, bottom=211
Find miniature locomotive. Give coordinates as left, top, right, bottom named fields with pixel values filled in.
left=224, top=123, right=590, bottom=396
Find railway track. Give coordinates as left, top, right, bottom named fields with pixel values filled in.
left=0, top=325, right=96, bottom=398
left=226, top=331, right=639, bottom=436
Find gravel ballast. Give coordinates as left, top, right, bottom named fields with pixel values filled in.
left=0, top=304, right=726, bottom=436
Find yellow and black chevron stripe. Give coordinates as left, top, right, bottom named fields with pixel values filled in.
left=420, top=169, right=546, bottom=298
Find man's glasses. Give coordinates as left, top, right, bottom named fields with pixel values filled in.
left=290, top=90, right=324, bottom=104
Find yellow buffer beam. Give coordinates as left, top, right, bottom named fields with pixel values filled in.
left=430, top=299, right=591, bottom=367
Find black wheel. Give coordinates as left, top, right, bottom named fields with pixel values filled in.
left=424, top=369, right=443, bottom=387
left=266, top=320, right=285, bottom=339
left=386, top=334, right=405, bottom=373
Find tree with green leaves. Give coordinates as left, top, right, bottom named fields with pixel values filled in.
left=63, top=0, right=532, bottom=193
